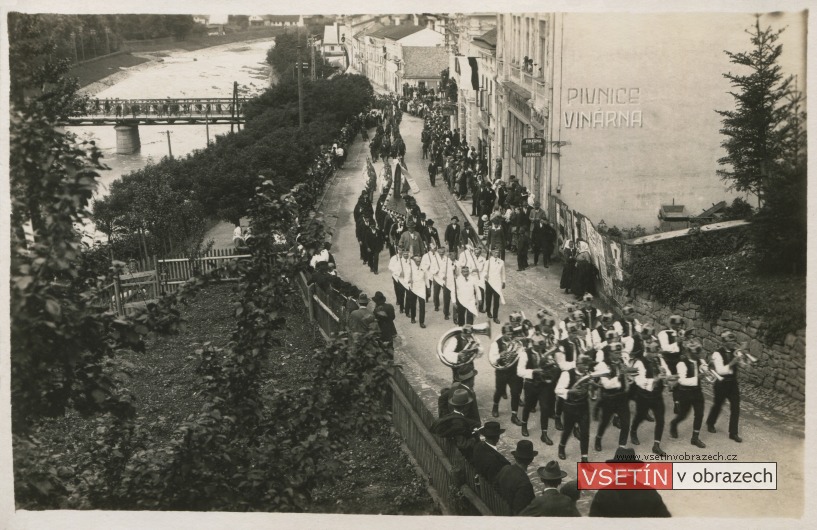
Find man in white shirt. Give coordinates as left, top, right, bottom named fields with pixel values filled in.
left=555, top=354, right=594, bottom=462
left=484, top=247, right=506, bottom=324
left=387, top=249, right=408, bottom=314
left=430, top=246, right=449, bottom=315
left=420, top=242, right=438, bottom=304
left=630, top=341, right=677, bottom=456
left=593, top=343, right=633, bottom=453
left=458, top=245, right=486, bottom=313
left=407, top=255, right=429, bottom=327
left=670, top=339, right=707, bottom=448
left=705, top=331, right=744, bottom=443
left=454, top=265, right=481, bottom=326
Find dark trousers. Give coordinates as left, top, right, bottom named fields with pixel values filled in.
left=632, top=392, right=666, bottom=442
left=478, top=286, right=485, bottom=312
left=456, top=303, right=475, bottom=325
left=430, top=172, right=436, bottom=186
left=359, top=240, right=367, bottom=261
left=370, top=250, right=380, bottom=273
left=404, top=290, right=417, bottom=319
left=597, top=392, right=631, bottom=447
left=706, top=378, right=740, bottom=436
left=674, top=387, right=705, bottom=432
left=471, top=198, right=478, bottom=216
left=517, top=245, right=528, bottom=270
left=433, top=282, right=451, bottom=316
left=392, top=278, right=405, bottom=311
left=522, top=380, right=556, bottom=430
left=560, top=401, right=590, bottom=455
left=493, top=369, right=523, bottom=412
left=485, top=283, right=501, bottom=319
left=407, top=293, right=425, bottom=324
left=532, top=244, right=552, bottom=266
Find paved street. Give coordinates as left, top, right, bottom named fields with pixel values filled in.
left=319, top=111, right=802, bottom=517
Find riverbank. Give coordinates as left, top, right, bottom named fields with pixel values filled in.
left=74, top=33, right=280, bottom=96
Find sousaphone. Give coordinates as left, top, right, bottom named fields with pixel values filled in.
left=437, top=322, right=491, bottom=368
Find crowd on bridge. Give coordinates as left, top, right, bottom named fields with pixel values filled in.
left=75, top=97, right=247, bottom=119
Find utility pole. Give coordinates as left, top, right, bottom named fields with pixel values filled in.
left=165, top=130, right=173, bottom=158
left=205, top=110, right=210, bottom=146
left=308, top=35, right=316, bottom=81
left=297, top=45, right=304, bottom=129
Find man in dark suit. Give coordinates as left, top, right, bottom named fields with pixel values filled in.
left=495, top=440, right=537, bottom=515
left=445, top=216, right=462, bottom=253
left=519, top=460, right=580, bottom=517
left=470, top=421, right=511, bottom=485
left=589, top=448, right=671, bottom=518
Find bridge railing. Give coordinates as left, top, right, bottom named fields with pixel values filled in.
left=72, top=98, right=251, bottom=119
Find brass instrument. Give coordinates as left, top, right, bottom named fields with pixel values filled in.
left=436, top=322, right=491, bottom=368
left=699, top=361, right=723, bottom=383
left=736, top=345, right=758, bottom=366
left=489, top=336, right=524, bottom=371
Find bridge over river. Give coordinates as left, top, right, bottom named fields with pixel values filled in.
left=64, top=97, right=251, bottom=153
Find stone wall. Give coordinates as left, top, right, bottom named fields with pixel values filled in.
left=629, top=290, right=806, bottom=402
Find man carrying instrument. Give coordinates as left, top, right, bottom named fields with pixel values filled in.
left=658, top=314, right=686, bottom=413
left=630, top=340, right=677, bottom=456
left=518, top=333, right=560, bottom=445
left=615, top=305, right=643, bottom=348
left=555, top=353, right=596, bottom=462
left=594, top=342, right=635, bottom=452
left=670, top=339, right=708, bottom=448
left=554, top=320, right=588, bottom=431
left=705, top=331, right=745, bottom=443
left=490, top=323, right=524, bottom=426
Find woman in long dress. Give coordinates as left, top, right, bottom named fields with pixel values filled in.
left=559, top=239, right=576, bottom=294
left=571, top=239, right=596, bottom=300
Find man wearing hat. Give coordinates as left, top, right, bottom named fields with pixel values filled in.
left=630, top=341, right=676, bottom=456
left=470, top=421, right=511, bottom=485
left=496, top=440, right=538, bottom=515
left=398, top=218, right=426, bottom=258
left=589, top=448, right=671, bottom=517
left=365, top=222, right=384, bottom=274
left=519, top=461, right=580, bottom=517
left=705, top=331, right=744, bottom=443
left=615, top=305, right=643, bottom=355
left=594, top=342, right=633, bottom=453
left=431, top=386, right=482, bottom=459
left=555, top=353, right=596, bottom=462
left=670, top=339, right=708, bottom=448
left=444, top=216, right=462, bottom=253
left=486, top=216, right=506, bottom=261
left=517, top=331, right=560, bottom=446
left=424, top=219, right=441, bottom=249
left=347, top=293, right=379, bottom=337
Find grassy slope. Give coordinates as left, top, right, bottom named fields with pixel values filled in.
left=30, top=283, right=437, bottom=514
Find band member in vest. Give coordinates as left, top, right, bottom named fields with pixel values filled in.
left=670, top=339, right=708, bottom=448
left=554, top=321, right=588, bottom=431
left=484, top=247, right=506, bottom=324
left=536, top=309, right=561, bottom=339
left=489, top=323, right=524, bottom=426
left=555, top=354, right=596, bottom=462
left=616, top=305, right=643, bottom=355
left=630, top=341, right=677, bottom=456
left=594, top=342, right=636, bottom=452
left=458, top=244, right=486, bottom=313
left=557, top=304, right=579, bottom=340
left=387, top=249, right=406, bottom=314
left=407, top=255, right=428, bottom=327
left=705, top=331, right=744, bottom=443
left=658, top=314, right=685, bottom=413
left=518, top=334, right=560, bottom=445
left=579, top=293, right=601, bottom=331
left=624, top=323, right=656, bottom=424
left=454, top=265, right=481, bottom=326
left=591, top=312, right=618, bottom=350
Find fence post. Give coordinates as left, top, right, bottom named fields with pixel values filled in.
left=152, top=255, right=159, bottom=299
left=307, top=282, right=316, bottom=322
left=113, top=274, right=124, bottom=315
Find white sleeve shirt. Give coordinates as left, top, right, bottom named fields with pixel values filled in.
left=676, top=360, right=699, bottom=387
left=711, top=351, right=735, bottom=377
left=658, top=330, right=681, bottom=353
left=597, top=361, right=623, bottom=390
left=555, top=371, right=572, bottom=400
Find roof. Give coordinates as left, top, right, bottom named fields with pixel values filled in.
left=354, top=22, right=385, bottom=40
left=369, top=24, right=424, bottom=41
left=402, top=46, right=449, bottom=79
left=695, top=201, right=727, bottom=218
left=472, top=27, right=497, bottom=49
left=323, top=24, right=340, bottom=45
left=659, top=204, right=689, bottom=220
left=264, top=15, right=300, bottom=23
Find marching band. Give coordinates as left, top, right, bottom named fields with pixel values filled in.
left=433, top=299, right=748, bottom=463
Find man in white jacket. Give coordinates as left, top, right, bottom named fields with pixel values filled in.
left=408, top=255, right=429, bottom=327
left=458, top=245, right=486, bottom=313
left=454, top=265, right=481, bottom=326
left=387, top=250, right=406, bottom=314
left=484, top=247, right=506, bottom=324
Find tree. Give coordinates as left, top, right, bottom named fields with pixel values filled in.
left=716, top=18, right=806, bottom=273
left=716, top=18, right=795, bottom=205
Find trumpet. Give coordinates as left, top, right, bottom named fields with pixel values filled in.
left=700, top=362, right=723, bottom=383
left=437, top=322, right=491, bottom=368
left=736, top=349, right=758, bottom=365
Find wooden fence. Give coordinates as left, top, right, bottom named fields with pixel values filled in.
left=158, top=248, right=251, bottom=293
left=297, top=269, right=510, bottom=515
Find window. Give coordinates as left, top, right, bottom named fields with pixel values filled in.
left=538, top=19, right=548, bottom=77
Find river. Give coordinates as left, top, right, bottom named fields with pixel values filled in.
left=68, top=38, right=275, bottom=201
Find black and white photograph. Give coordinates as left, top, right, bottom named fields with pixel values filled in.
left=1, top=0, right=813, bottom=528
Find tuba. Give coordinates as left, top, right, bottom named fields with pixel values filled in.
left=437, top=322, right=491, bottom=368
left=488, top=336, right=524, bottom=371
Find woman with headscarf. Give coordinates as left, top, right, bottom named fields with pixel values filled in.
left=571, top=239, right=597, bottom=300
left=559, top=239, right=577, bottom=294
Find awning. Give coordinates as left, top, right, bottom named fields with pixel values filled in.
left=503, top=80, right=531, bottom=101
